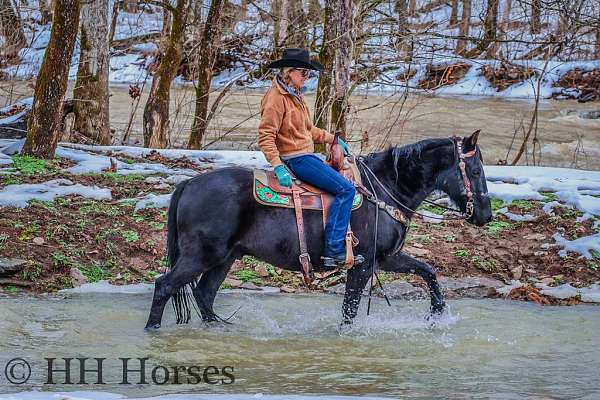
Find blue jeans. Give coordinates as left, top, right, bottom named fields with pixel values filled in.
left=284, top=154, right=356, bottom=257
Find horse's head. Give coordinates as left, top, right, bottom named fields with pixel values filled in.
left=435, top=131, right=492, bottom=226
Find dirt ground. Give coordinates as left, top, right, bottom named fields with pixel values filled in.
left=0, top=152, right=598, bottom=302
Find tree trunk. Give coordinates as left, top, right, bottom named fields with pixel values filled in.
left=408, top=0, right=417, bottom=16
left=271, top=0, right=288, bottom=59
left=287, top=0, right=307, bottom=48
left=330, top=0, right=353, bottom=135
left=314, top=0, right=336, bottom=135
left=473, top=0, right=498, bottom=57
left=449, top=0, right=459, bottom=26
left=187, top=0, right=224, bottom=149
left=39, top=0, right=52, bottom=24
left=455, top=0, right=471, bottom=55
left=142, top=0, right=188, bottom=148
left=0, top=0, right=27, bottom=58
left=108, top=0, right=119, bottom=43
left=22, top=0, right=80, bottom=159
left=73, top=0, right=110, bottom=145
left=530, top=0, right=541, bottom=34
left=596, top=15, right=600, bottom=58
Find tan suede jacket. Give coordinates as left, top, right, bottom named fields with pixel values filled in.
left=258, top=78, right=335, bottom=168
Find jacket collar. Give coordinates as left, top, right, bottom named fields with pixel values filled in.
left=273, top=76, right=304, bottom=103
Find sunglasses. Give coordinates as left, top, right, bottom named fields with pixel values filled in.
left=293, top=68, right=310, bottom=78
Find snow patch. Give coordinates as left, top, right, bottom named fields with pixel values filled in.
left=552, top=232, right=600, bottom=260
left=0, top=179, right=112, bottom=208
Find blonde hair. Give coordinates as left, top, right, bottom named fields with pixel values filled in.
left=280, top=67, right=294, bottom=84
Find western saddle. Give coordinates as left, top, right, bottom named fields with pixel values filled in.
left=252, top=149, right=363, bottom=286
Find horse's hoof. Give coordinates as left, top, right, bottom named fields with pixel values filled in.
left=144, top=323, right=161, bottom=331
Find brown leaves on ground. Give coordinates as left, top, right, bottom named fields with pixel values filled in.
left=482, top=62, right=535, bottom=91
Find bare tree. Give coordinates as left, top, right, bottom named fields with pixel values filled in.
left=0, top=0, right=26, bottom=59
left=39, top=0, right=52, bottom=24
left=472, top=0, right=499, bottom=57
left=142, top=0, right=188, bottom=148
left=531, top=0, right=541, bottom=34
left=287, top=0, right=308, bottom=48
left=187, top=0, right=224, bottom=149
left=394, top=0, right=410, bottom=56
left=331, top=0, right=353, bottom=135
left=73, top=0, right=111, bottom=144
left=449, top=0, right=459, bottom=26
left=22, top=0, right=81, bottom=159
left=314, top=0, right=336, bottom=133
left=272, top=0, right=288, bottom=59
left=456, top=0, right=471, bottom=55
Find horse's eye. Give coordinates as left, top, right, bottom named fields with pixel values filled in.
left=472, top=169, right=481, bottom=177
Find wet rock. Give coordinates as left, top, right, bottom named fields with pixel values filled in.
left=439, top=276, right=503, bottom=298
left=378, top=281, right=425, bottom=300
left=0, top=257, right=27, bottom=275
left=153, top=183, right=171, bottom=190
left=240, top=282, right=261, bottom=290
left=223, top=277, right=242, bottom=288
left=70, top=267, right=88, bottom=287
left=144, top=176, right=164, bottom=184
left=404, top=246, right=430, bottom=257
left=254, top=265, right=270, bottom=278
left=539, top=277, right=555, bottom=285
left=510, top=265, right=523, bottom=280
left=166, top=175, right=192, bottom=185
left=496, top=280, right=524, bottom=296
left=280, top=286, right=297, bottom=293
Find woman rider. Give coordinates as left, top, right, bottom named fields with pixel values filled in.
left=258, top=48, right=363, bottom=268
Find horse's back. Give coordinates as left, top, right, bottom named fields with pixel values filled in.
left=176, top=167, right=255, bottom=237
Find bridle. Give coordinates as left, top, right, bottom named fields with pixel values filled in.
left=354, top=136, right=481, bottom=315
left=356, top=136, right=479, bottom=222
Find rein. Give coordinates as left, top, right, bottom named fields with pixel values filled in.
left=356, top=137, right=477, bottom=222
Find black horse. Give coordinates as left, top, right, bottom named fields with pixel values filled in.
left=145, top=132, right=492, bottom=330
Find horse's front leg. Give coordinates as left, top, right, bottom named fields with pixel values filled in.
left=341, top=263, right=373, bottom=325
left=379, top=252, right=446, bottom=315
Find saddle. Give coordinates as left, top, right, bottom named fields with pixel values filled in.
left=253, top=155, right=363, bottom=286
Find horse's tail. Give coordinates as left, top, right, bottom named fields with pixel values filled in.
left=166, top=179, right=195, bottom=324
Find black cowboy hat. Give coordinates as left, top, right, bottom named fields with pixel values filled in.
left=266, top=48, right=323, bottom=71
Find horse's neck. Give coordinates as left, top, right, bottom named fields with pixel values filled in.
left=361, top=144, right=453, bottom=213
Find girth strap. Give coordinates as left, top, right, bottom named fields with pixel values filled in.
left=292, top=189, right=314, bottom=285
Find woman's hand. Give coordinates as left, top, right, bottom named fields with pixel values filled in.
left=338, top=137, right=351, bottom=156
left=275, top=165, right=293, bottom=187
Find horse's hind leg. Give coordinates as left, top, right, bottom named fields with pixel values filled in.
left=380, top=253, right=445, bottom=315
left=145, top=253, right=205, bottom=330
left=192, top=257, right=234, bottom=322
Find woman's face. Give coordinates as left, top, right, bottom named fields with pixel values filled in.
left=289, top=68, right=310, bottom=89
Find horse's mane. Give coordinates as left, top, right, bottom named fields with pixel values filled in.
left=362, top=138, right=455, bottom=184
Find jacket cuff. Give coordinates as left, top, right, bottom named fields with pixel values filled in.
left=324, top=131, right=335, bottom=144
left=270, top=157, right=283, bottom=168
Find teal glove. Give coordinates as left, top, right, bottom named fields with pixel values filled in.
left=274, top=165, right=293, bottom=188
left=338, top=137, right=351, bottom=156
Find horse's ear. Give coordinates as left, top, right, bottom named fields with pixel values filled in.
left=464, top=129, right=481, bottom=152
